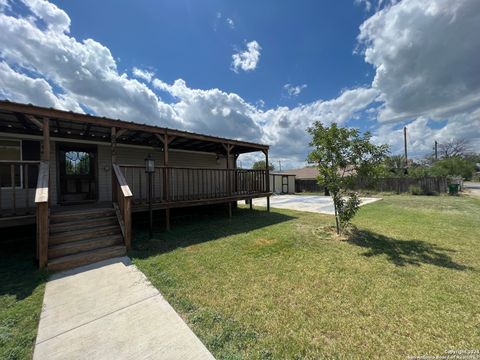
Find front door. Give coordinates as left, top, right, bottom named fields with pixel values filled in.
left=282, top=176, right=289, bottom=194
left=57, top=144, right=97, bottom=204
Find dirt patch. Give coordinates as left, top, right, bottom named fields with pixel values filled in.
left=254, top=238, right=277, bottom=246
left=184, top=244, right=200, bottom=252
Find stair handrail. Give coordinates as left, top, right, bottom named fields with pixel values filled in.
left=112, top=163, right=133, bottom=250
left=35, top=160, right=49, bottom=269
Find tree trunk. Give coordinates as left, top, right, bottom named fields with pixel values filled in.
left=333, top=194, right=340, bottom=235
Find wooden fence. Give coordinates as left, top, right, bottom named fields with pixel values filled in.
left=296, top=176, right=448, bottom=194
left=354, top=176, right=448, bottom=194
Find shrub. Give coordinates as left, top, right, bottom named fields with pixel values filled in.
left=429, top=158, right=475, bottom=180
left=409, top=185, right=424, bottom=195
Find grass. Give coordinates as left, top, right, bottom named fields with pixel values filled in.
left=131, top=195, right=480, bottom=359
left=0, top=227, right=46, bottom=360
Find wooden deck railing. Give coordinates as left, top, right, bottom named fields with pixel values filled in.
left=119, top=165, right=269, bottom=204
left=0, top=160, right=40, bottom=216
left=112, top=164, right=133, bottom=250
left=35, top=160, right=49, bottom=269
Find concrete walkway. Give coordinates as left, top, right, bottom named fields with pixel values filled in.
left=252, top=194, right=381, bottom=214
left=33, top=257, right=215, bottom=360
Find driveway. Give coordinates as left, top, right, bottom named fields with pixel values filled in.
left=464, top=181, right=480, bottom=197
left=34, top=257, right=214, bottom=360
left=252, top=194, right=381, bottom=214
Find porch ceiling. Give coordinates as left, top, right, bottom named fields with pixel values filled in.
left=0, top=101, right=268, bottom=155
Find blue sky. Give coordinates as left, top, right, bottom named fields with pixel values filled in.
left=57, top=0, right=371, bottom=107
left=0, top=0, right=479, bottom=168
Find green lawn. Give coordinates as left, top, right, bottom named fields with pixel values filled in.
left=0, top=230, right=46, bottom=360
left=131, top=196, right=480, bottom=359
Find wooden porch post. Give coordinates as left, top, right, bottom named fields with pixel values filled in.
left=263, top=148, right=270, bottom=212
left=164, top=131, right=170, bottom=231
left=111, top=127, right=117, bottom=202
left=223, top=143, right=234, bottom=218
left=41, top=118, right=50, bottom=161
left=38, top=118, right=50, bottom=269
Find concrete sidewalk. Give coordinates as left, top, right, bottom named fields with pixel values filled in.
left=33, top=257, right=215, bottom=360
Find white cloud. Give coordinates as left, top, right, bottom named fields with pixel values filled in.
left=153, top=78, right=263, bottom=141
left=355, top=0, right=372, bottom=12
left=226, top=17, right=235, bottom=29
left=231, top=41, right=261, bottom=73
left=21, top=0, right=71, bottom=32
left=358, top=0, right=480, bottom=123
left=0, top=61, right=82, bottom=111
left=283, top=83, right=307, bottom=97
left=0, top=5, right=179, bottom=127
left=132, top=67, right=154, bottom=83
left=356, top=0, right=480, bottom=157
left=214, top=12, right=235, bottom=31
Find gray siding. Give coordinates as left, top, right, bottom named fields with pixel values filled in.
left=1, top=132, right=235, bottom=208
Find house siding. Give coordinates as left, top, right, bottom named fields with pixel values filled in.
left=0, top=132, right=233, bottom=208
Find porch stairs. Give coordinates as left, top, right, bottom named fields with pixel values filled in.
left=47, top=206, right=126, bottom=271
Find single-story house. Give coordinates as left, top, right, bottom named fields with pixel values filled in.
left=0, top=101, right=271, bottom=270
left=269, top=172, right=295, bottom=194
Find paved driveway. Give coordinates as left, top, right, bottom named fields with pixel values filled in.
left=252, top=194, right=381, bottom=214
left=464, top=181, right=480, bottom=197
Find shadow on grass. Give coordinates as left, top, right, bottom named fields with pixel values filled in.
left=348, top=229, right=473, bottom=271
left=131, top=207, right=296, bottom=259
left=0, top=225, right=47, bottom=300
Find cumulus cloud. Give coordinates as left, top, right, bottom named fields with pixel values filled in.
left=132, top=67, right=154, bottom=83
left=153, top=78, right=263, bottom=141
left=22, top=0, right=71, bottom=32
left=358, top=0, right=480, bottom=122
left=0, top=61, right=82, bottom=111
left=283, top=83, right=307, bottom=97
left=231, top=41, right=261, bottom=73
left=356, top=0, right=480, bottom=157
left=0, top=3, right=179, bottom=127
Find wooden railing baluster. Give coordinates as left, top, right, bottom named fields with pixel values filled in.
left=116, top=165, right=271, bottom=208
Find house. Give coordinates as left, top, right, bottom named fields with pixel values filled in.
left=269, top=172, right=295, bottom=194
left=0, top=101, right=271, bottom=270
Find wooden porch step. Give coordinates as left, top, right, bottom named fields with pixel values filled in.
left=50, top=208, right=116, bottom=223
left=48, top=245, right=127, bottom=272
left=50, top=216, right=118, bottom=234
left=49, top=224, right=121, bottom=245
left=48, top=234, right=123, bottom=258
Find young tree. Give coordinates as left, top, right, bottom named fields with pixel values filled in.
left=252, top=160, right=275, bottom=171
left=307, top=122, right=389, bottom=234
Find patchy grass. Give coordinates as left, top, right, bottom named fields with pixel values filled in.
left=0, top=228, right=46, bottom=360
left=131, top=196, right=480, bottom=359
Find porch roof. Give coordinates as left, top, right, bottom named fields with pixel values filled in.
left=0, top=100, right=268, bottom=155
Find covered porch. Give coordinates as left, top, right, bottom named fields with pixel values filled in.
left=0, top=100, right=271, bottom=269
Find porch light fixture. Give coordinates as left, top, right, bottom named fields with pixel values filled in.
left=145, top=154, right=155, bottom=173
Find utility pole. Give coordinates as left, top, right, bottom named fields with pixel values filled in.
left=434, top=140, right=438, bottom=160
left=403, top=126, right=408, bottom=169
left=278, top=160, right=282, bottom=172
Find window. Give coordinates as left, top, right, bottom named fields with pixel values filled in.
left=0, top=139, right=22, bottom=188
left=65, top=151, right=91, bottom=175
